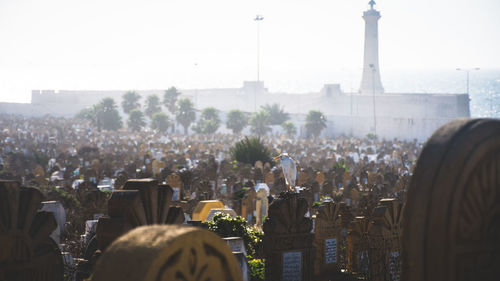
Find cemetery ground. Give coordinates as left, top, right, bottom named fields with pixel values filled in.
left=0, top=114, right=498, bottom=281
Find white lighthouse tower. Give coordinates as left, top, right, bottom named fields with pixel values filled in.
left=359, top=0, right=384, bottom=94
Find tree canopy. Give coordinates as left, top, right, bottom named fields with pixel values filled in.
left=163, top=87, right=181, bottom=115
left=144, top=94, right=162, bottom=118
left=193, top=107, right=221, bottom=134
left=176, top=98, right=196, bottom=135
left=305, top=110, right=327, bottom=138
left=261, top=103, right=289, bottom=125
left=127, top=109, right=146, bottom=132
left=150, top=112, right=171, bottom=133
left=121, top=91, right=141, bottom=114
left=281, top=121, right=297, bottom=137
left=226, top=109, right=248, bottom=134
left=250, top=110, right=271, bottom=137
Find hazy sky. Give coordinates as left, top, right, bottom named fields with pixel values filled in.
left=0, top=0, right=499, bottom=103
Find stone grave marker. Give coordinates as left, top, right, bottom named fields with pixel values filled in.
left=96, top=179, right=184, bottom=252
left=40, top=200, right=66, bottom=244
left=191, top=200, right=225, bottom=222
left=166, top=173, right=182, bottom=201
left=223, top=237, right=248, bottom=257
left=346, top=216, right=370, bottom=275
left=255, top=188, right=269, bottom=226
left=297, top=171, right=309, bottom=186
left=265, top=172, right=274, bottom=188
left=92, top=225, right=243, bottom=281
left=206, top=208, right=237, bottom=221
left=0, top=180, right=63, bottom=281
left=402, top=119, right=500, bottom=281
left=368, top=198, right=404, bottom=281
left=263, top=192, right=314, bottom=281
left=313, top=201, right=342, bottom=277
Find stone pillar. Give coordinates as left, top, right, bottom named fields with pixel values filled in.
left=359, top=1, right=384, bottom=94
left=263, top=192, right=314, bottom=281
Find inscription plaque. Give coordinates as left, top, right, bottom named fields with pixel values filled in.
left=283, top=251, right=302, bottom=281
left=325, top=238, right=337, bottom=264
left=172, top=187, right=180, bottom=201
left=389, top=251, right=400, bottom=281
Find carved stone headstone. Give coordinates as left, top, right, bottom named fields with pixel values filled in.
left=313, top=201, right=342, bottom=277
left=96, top=179, right=184, bottom=251
left=0, top=180, right=63, bottom=281
left=368, top=198, right=404, bottom=281
left=263, top=192, right=314, bottom=281
left=346, top=216, right=370, bottom=275
left=402, top=119, right=500, bottom=281
left=92, top=225, right=243, bottom=281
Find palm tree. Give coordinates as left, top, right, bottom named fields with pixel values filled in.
left=261, top=103, right=289, bottom=125
left=127, top=109, right=146, bottom=132
left=121, top=91, right=141, bottom=114
left=305, top=110, right=327, bottom=138
left=144, top=94, right=162, bottom=118
left=176, top=98, right=196, bottom=135
left=151, top=112, right=171, bottom=133
left=281, top=121, right=297, bottom=137
left=250, top=110, right=271, bottom=137
left=96, top=98, right=122, bottom=131
left=163, top=87, right=181, bottom=115
left=226, top=109, right=248, bottom=134
left=193, top=107, right=221, bottom=134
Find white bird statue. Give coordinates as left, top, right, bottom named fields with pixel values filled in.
left=273, top=153, right=297, bottom=192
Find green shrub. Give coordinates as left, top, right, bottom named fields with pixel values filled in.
left=204, top=213, right=263, bottom=258
left=230, top=137, right=273, bottom=166
left=247, top=257, right=265, bottom=281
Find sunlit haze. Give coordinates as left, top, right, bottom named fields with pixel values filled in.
left=0, top=0, right=499, bottom=103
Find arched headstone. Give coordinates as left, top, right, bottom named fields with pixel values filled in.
left=346, top=216, right=370, bottom=275
left=402, top=119, right=500, bottom=281
left=0, top=180, right=63, bottom=281
left=314, top=201, right=342, bottom=277
left=263, top=192, right=314, bottom=281
left=92, top=225, right=243, bottom=281
left=96, top=179, right=184, bottom=251
left=368, top=198, right=404, bottom=281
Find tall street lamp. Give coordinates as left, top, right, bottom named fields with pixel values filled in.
left=254, top=15, right=264, bottom=112
left=370, top=64, right=377, bottom=137
left=456, top=67, right=480, bottom=96
left=254, top=15, right=264, bottom=82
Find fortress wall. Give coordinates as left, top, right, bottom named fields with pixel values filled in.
left=323, top=114, right=459, bottom=141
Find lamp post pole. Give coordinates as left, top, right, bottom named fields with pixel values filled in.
left=370, top=64, right=377, bottom=137
left=456, top=67, right=480, bottom=96
left=254, top=15, right=264, bottom=112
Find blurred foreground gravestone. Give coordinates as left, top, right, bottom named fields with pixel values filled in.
left=263, top=192, right=314, bottom=281
left=402, top=119, right=500, bottom=281
left=92, top=225, right=243, bottom=281
left=313, top=201, right=342, bottom=279
left=0, top=180, right=63, bottom=281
